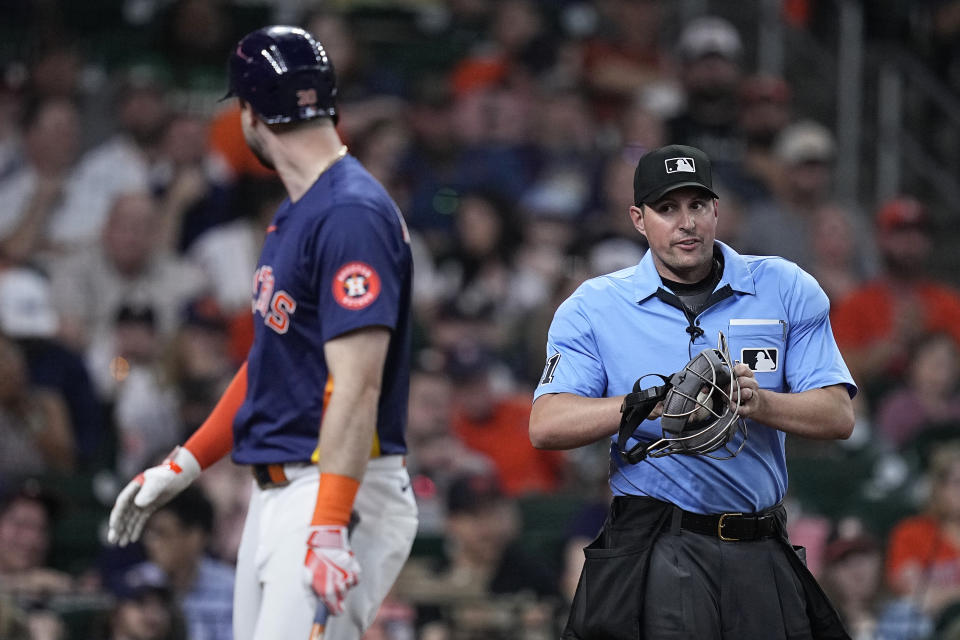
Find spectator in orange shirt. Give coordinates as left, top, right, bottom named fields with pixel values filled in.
left=447, top=0, right=553, bottom=98
left=448, top=342, right=566, bottom=496
left=831, top=196, right=960, bottom=398
left=207, top=106, right=275, bottom=182
left=886, top=444, right=960, bottom=618
left=580, top=0, right=672, bottom=123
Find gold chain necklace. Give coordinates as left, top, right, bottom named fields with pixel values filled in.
left=317, top=145, right=348, bottom=180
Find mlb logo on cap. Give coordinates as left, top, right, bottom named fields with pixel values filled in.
left=633, top=144, right=719, bottom=205
left=665, top=157, right=696, bottom=174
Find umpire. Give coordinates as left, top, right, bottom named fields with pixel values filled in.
left=529, top=144, right=855, bottom=639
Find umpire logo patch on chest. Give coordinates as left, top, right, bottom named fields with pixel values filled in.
left=741, top=348, right=779, bottom=372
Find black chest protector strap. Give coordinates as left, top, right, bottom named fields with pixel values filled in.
left=617, top=374, right=671, bottom=464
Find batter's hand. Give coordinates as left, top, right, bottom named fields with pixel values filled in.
left=732, top=363, right=763, bottom=419
left=108, top=446, right=201, bottom=546
left=303, top=525, right=361, bottom=616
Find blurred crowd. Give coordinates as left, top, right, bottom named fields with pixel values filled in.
left=1, top=1, right=960, bottom=639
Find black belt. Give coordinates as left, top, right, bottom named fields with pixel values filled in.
left=611, top=496, right=779, bottom=542
left=679, top=510, right=777, bottom=541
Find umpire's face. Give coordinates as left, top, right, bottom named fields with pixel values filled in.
left=630, top=186, right=718, bottom=284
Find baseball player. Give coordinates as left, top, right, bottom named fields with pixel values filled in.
left=107, top=26, right=418, bottom=640
left=530, top=144, right=857, bottom=638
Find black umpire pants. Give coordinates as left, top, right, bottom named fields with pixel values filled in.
left=644, top=526, right=809, bottom=638
left=563, top=496, right=849, bottom=640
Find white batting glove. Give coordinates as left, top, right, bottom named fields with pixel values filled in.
left=303, top=525, right=361, bottom=616
left=107, top=446, right=201, bottom=546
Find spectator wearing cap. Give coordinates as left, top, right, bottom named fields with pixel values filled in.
left=443, top=472, right=558, bottom=596
left=165, top=296, right=235, bottom=435
left=0, top=481, right=73, bottom=600
left=394, top=471, right=559, bottom=636
left=101, top=563, right=186, bottom=640
left=831, top=196, right=960, bottom=396
left=740, top=120, right=877, bottom=283
left=818, top=522, right=934, bottom=640
left=819, top=528, right=888, bottom=640
left=774, top=119, right=836, bottom=176
left=0, top=267, right=105, bottom=468
left=87, top=301, right=182, bottom=479
left=448, top=342, right=567, bottom=496
left=666, top=16, right=748, bottom=191
left=138, top=486, right=234, bottom=640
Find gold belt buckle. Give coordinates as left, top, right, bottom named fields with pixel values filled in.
left=718, top=512, right=743, bottom=541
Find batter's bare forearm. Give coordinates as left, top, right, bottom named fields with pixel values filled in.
left=529, top=393, right=623, bottom=450
left=319, top=327, right=390, bottom=478
left=317, top=386, right=379, bottom=479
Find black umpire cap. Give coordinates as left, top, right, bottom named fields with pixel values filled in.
left=633, top=144, right=719, bottom=206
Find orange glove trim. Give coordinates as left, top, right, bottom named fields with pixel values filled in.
left=184, top=362, right=248, bottom=469
left=311, top=473, right=360, bottom=526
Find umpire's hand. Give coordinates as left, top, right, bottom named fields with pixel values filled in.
left=731, top=364, right=762, bottom=418
left=108, top=446, right=201, bottom=546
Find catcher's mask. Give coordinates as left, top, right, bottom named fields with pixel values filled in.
left=616, top=332, right=747, bottom=464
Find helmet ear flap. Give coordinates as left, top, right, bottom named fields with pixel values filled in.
left=277, top=68, right=339, bottom=124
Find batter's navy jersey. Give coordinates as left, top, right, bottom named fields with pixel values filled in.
left=232, top=155, right=412, bottom=465
left=534, top=241, right=856, bottom=514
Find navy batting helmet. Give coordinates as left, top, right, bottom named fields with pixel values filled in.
left=225, top=26, right=338, bottom=125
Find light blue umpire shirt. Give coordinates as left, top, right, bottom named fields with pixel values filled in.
left=534, top=241, right=857, bottom=514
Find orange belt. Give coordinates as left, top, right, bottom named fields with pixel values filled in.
left=252, top=454, right=406, bottom=490
left=252, top=463, right=290, bottom=489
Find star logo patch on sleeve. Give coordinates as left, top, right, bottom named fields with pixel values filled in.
left=332, top=261, right=381, bottom=309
